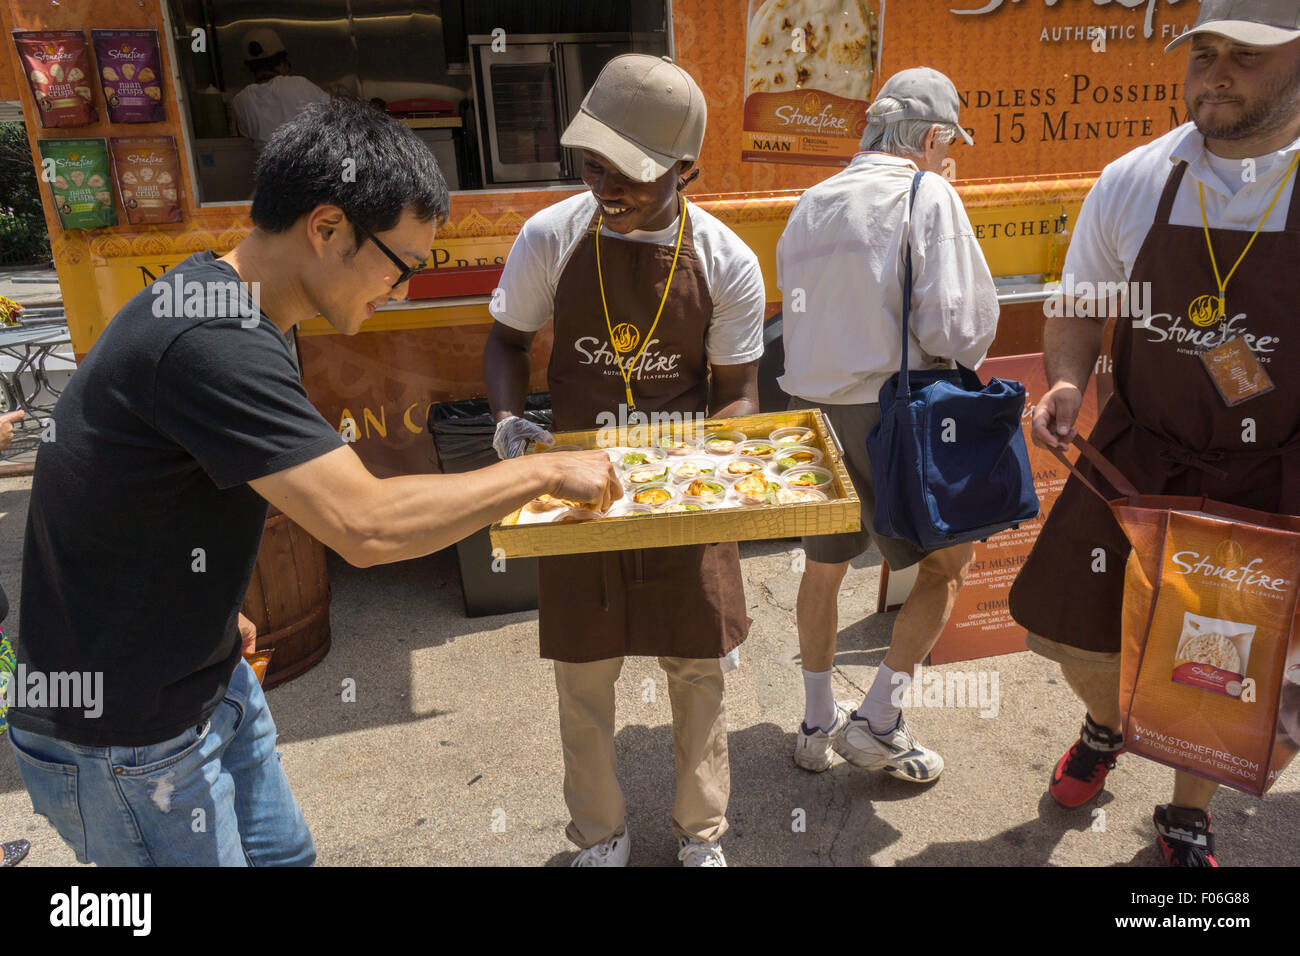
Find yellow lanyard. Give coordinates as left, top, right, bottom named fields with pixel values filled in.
left=595, top=196, right=687, bottom=411
left=1198, top=151, right=1300, bottom=320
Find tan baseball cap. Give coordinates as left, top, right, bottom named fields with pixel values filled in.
left=1165, top=0, right=1300, bottom=52
left=561, top=54, right=706, bottom=182
left=865, top=67, right=975, bottom=147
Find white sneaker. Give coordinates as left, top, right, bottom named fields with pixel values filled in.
left=570, top=828, right=631, bottom=867
left=794, top=700, right=854, bottom=772
left=677, top=837, right=726, bottom=867
left=832, top=712, right=944, bottom=782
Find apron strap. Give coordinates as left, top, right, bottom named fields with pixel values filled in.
left=1154, top=161, right=1188, bottom=227
left=1049, top=434, right=1141, bottom=505
left=1286, top=152, right=1300, bottom=231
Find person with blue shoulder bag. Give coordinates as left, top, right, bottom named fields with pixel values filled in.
left=777, top=68, right=1001, bottom=782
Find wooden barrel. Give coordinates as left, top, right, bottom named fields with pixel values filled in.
left=241, top=506, right=331, bottom=689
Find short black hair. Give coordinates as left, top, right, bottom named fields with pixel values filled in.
left=251, top=96, right=450, bottom=240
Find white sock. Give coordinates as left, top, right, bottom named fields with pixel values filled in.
left=802, top=668, right=836, bottom=732
left=857, top=664, right=906, bottom=735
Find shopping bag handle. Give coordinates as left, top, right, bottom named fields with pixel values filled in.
left=1048, top=434, right=1141, bottom=503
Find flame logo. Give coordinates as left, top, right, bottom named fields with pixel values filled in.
left=1188, top=294, right=1222, bottom=327
left=69, top=152, right=79, bottom=161
left=611, top=323, right=639, bottom=353
left=121, top=44, right=131, bottom=53
left=802, top=92, right=824, bottom=113
left=1215, top=539, right=1245, bottom=569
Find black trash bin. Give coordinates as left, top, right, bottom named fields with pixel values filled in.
left=429, top=394, right=551, bottom=617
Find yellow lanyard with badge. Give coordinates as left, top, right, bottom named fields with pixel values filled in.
left=595, top=196, right=687, bottom=412
left=1193, top=152, right=1300, bottom=407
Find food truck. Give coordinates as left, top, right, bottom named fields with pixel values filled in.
left=1, top=0, right=1196, bottom=661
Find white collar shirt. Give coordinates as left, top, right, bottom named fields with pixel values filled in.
left=1061, top=122, right=1300, bottom=291
left=776, top=152, right=999, bottom=405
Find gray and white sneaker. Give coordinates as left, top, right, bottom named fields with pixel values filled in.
left=570, top=827, right=631, bottom=867
left=794, top=700, right=854, bottom=772
left=678, top=837, right=726, bottom=867
left=832, top=712, right=944, bottom=782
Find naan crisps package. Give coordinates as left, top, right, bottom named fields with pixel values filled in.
left=13, top=31, right=98, bottom=128
left=38, top=138, right=117, bottom=230
left=110, top=136, right=182, bottom=224
left=92, top=29, right=165, bottom=123
left=742, top=0, right=877, bottom=166
left=1173, top=613, right=1254, bottom=698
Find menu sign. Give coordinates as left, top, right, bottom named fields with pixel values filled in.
left=895, top=0, right=1197, bottom=179
left=741, top=0, right=878, bottom=166
left=928, top=353, right=1100, bottom=665
left=741, top=0, right=1196, bottom=177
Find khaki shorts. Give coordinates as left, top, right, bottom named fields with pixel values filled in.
left=1025, top=632, right=1121, bottom=672
left=789, top=396, right=931, bottom=570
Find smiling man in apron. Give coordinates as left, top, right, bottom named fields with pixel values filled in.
left=1010, top=0, right=1300, bottom=866
left=483, top=55, right=766, bottom=867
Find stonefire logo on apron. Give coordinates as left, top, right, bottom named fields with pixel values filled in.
left=538, top=200, right=750, bottom=663
left=1012, top=154, right=1300, bottom=652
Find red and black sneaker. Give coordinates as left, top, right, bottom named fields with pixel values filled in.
left=1154, top=804, right=1218, bottom=867
left=1049, top=714, right=1123, bottom=808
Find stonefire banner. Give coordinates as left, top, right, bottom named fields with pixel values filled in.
left=743, top=0, right=1197, bottom=178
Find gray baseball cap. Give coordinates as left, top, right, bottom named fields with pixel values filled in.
left=1165, top=0, right=1300, bottom=52
left=865, top=67, right=974, bottom=147
left=561, top=54, right=706, bottom=181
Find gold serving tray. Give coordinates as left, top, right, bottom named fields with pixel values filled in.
left=489, top=409, right=861, bottom=558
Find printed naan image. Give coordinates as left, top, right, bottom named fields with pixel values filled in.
left=1179, top=631, right=1243, bottom=674
left=746, top=0, right=875, bottom=100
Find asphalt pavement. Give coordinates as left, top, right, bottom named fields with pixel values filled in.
left=0, top=474, right=1295, bottom=867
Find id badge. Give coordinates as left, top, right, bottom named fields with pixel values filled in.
left=1199, top=337, right=1274, bottom=406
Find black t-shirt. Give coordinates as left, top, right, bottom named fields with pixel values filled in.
left=12, top=251, right=344, bottom=746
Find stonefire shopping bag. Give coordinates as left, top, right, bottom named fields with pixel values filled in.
left=1054, top=437, right=1300, bottom=796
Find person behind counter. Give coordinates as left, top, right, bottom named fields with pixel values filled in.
left=231, top=27, right=329, bottom=155
left=8, top=97, right=619, bottom=867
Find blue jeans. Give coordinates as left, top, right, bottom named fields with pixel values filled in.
left=8, top=658, right=314, bottom=866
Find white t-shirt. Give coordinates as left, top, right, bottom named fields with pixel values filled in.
left=777, top=152, right=999, bottom=405
left=1063, top=123, right=1300, bottom=289
left=231, top=75, right=330, bottom=153
left=490, top=191, right=766, bottom=366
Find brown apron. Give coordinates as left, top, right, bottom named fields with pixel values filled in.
left=1011, top=160, right=1300, bottom=653
left=538, top=203, right=751, bottom=663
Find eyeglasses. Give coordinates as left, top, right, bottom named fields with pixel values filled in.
left=350, top=219, right=427, bottom=289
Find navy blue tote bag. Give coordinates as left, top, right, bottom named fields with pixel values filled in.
left=865, top=170, right=1039, bottom=551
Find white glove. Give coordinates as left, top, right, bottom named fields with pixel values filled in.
left=493, top=414, right=555, bottom=459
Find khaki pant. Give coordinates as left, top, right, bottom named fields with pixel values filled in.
left=553, top=655, right=729, bottom=848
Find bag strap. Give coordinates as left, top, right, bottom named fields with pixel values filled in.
left=1048, top=434, right=1141, bottom=503
left=895, top=169, right=927, bottom=401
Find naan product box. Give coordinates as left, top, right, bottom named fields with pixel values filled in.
left=92, top=29, right=165, bottom=123
left=490, top=410, right=860, bottom=558
left=37, top=138, right=117, bottom=230
left=1172, top=613, right=1255, bottom=698
left=741, top=0, right=878, bottom=166
left=12, top=31, right=98, bottom=128
left=110, top=136, right=182, bottom=224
